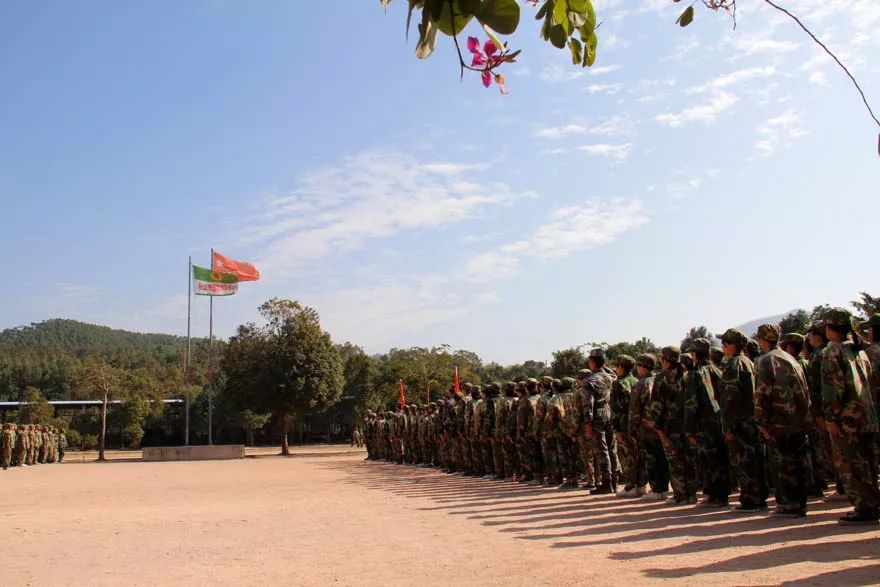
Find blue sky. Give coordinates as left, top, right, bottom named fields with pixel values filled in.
left=2, top=0, right=878, bottom=363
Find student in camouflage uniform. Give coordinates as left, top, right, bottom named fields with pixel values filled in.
left=58, top=428, right=67, bottom=462
left=461, top=387, right=476, bottom=474
left=1, top=423, right=14, bottom=470
left=488, top=383, right=508, bottom=479
left=687, top=338, right=731, bottom=507
left=469, top=387, right=485, bottom=476
left=576, top=368, right=597, bottom=489
left=583, top=349, right=618, bottom=494
left=535, top=377, right=557, bottom=485
left=630, top=354, right=669, bottom=500
left=754, top=323, right=811, bottom=518
left=478, top=384, right=497, bottom=479
left=14, top=424, right=28, bottom=466
left=611, top=356, right=639, bottom=495
left=719, top=327, right=768, bottom=512
left=649, top=346, right=699, bottom=504
left=782, top=332, right=827, bottom=498
left=548, top=377, right=581, bottom=489
left=807, top=320, right=844, bottom=500
left=519, top=378, right=543, bottom=485
left=821, top=307, right=880, bottom=524
left=502, top=382, right=520, bottom=481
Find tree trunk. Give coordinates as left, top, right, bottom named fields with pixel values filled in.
left=280, top=413, right=290, bottom=456
left=98, top=390, right=108, bottom=462
left=245, top=427, right=254, bottom=447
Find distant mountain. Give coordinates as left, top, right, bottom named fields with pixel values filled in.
left=734, top=309, right=800, bottom=338
left=0, top=319, right=195, bottom=352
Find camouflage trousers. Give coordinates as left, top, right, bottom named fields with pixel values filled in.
left=694, top=431, right=731, bottom=501
left=726, top=426, right=769, bottom=507
left=662, top=433, right=699, bottom=500
left=640, top=435, right=670, bottom=493
left=541, top=434, right=560, bottom=483
left=471, top=437, right=485, bottom=475
left=1, top=446, right=11, bottom=469
left=459, top=437, right=472, bottom=472
left=480, top=437, right=494, bottom=476
left=14, top=444, right=26, bottom=466
left=830, top=432, right=880, bottom=515
left=592, top=421, right=616, bottom=483
left=616, top=435, right=645, bottom=488
left=490, top=438, right=506, bottom=478
left=503, top=436, right=520, bottom=479
left=518, top=437, right=543, bottom=480
left=555, top=435, right=580, bottom=481
left=578, top=433, right=597, bottom=485
left=806, top=425, right=833, bottom=489
left=767, top=432, right=811, bottom=511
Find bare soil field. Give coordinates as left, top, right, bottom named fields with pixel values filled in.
left=2, top=447, right=878, bottom=586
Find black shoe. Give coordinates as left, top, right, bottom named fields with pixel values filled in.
left=773, top=508, right=806, bottom=519
left=839, top=512, right=879, bottom=525
left=732, top=504, right=765, bottom=513
left=591, top=483, right=614, bottom=495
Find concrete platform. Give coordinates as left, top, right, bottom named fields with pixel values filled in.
left=142, top=445, right=245, bottom=461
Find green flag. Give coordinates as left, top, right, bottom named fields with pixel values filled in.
left=193, top=265, right=238, bottom=296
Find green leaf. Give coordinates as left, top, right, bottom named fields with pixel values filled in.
left=459, top=0, right=482, bottom=13
left=535, top=0, right=552, bottom=20
left=569, top=0, right=588, bottom=11
left=435, top=1, right=474, bottom=35
left=540, top=11, right=552, bottom=39
left=677, top=5, right=694, bottom=27
left=549, top=24, right=567, bottom=48
left=477, top=0, right=521, bottom=35
left=568, top=10, right=586, bottom=28
left=583, top=31, right=597, bottom=66
left=552, top=0, right=568, bottom=26
left=568, top=38, right=582, bottom=66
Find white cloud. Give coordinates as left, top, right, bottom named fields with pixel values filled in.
left=585, top=83, right=622, bottom=95
left=535, top=115, right=636, bottom=139
left=577, top=143, right=634, bottom=161
left=539, top=64, right=586, bottom=84
left=243, top=150, right=526, bottom=276
left=589, top=65, right=621, bottom=76
left=535, top=124, right=589, bottom=139
left=755, top=109, right=809, bottom=156
left=730, top=38, right=800, bottom=55
left=655, top=92, right=739, bottom=127
left=464, top=198, right=649, bottom=281
left=808, top=71, right=830, bottom=86
left=689, top=67, right=777, bottom=94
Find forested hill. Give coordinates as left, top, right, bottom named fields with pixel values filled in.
left=0, top=319, right=188, bottom=352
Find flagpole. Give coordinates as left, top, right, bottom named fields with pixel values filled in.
left=185, top=256, right=192, bottom=446
left=208, top=248, right=214, bottom=446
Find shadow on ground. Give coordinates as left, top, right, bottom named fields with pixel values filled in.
left=324, top=459, right=880, bottom=585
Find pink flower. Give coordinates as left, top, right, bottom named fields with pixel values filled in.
left=467, top=36, right=509, bottom=93
left=481, top=70, right=492, bottom=88
left=495, top=74, right=509, bottom=95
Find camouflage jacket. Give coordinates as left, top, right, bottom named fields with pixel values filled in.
left=610, top=373, right=637, bottom=433
left=533, top=392, right=552, bottom=437
left=583, top=371, right=615, bottom=424
left=686, top=361, right=723, bottom=436
left=504, top=397, right=519, bottom=439
left=648, top=367, right=686, bottom=435
left=472, top=399, right=486, bottom=438
left=517, top=393, right=538, bottom=438
left=628, top=374, right=655, bottom=439
left=547, top=391, right=580, bottom=439
left=490, top=395, right=508, bottom=440
left=865, top=343, right=880, bottom=403
left=821, top=340, right=878, bottom=433
left=719, top=352, right=756, bottom=434
left=754, top=347, right=810, bottom=437
left=807, top=346, right=826, bottom=419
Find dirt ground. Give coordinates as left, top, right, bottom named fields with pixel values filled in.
left=2, top=447, right=878, bottom=586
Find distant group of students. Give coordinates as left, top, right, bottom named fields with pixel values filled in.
left=362, top=307, right=880, bottom=526
left=0, top=423, right=67, bottom=469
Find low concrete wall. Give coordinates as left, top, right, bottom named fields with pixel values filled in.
left=142, top=445, right=245, bottom=462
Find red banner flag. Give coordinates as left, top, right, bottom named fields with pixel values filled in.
left=398, top=379, right=406, bottom=408
left=454, top=366, right=460, bottom=394
left=212, top=251, right=260, bottom=282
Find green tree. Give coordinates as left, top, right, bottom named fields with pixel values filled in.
left=237, top=409, right=272, bottom=446
left=73, top=358, right=119, bottom=461
left=851, top=292, right=880, bottom=319
left=594, top=338, right=661, bottom=362
left=550, top=347, right=586, bottom=378
left=779, top=310, right=810, bottom=335
left=20, top=386, right=53, bottom=424
left=681, top=326, right=714, bottom=351
left=223, top=298, right=344, bottom=456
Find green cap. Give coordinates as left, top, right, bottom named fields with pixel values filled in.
left=860, top=313, right=880, bottom=331
left=690, top=338, right=713, bottom=355
left=636, top=353, right=657, bottom=370
left=660, top=346, right=680, bottom=363
left=615, top=355, right=635, bottom=370
left=718, top=328, right=748, bottom=346
left=824, top=307, right=853, bottom=329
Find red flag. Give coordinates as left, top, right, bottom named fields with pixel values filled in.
left=212, top=251, right=260, bottom=282
left=454, top=366, right=460, bottom=394
left=398, top=379, right=406, bottom=408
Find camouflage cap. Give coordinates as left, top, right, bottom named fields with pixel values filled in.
left=588, top=348, right=605, bottom=360
left=824, top=307, right=853, bottom=329
left=503, top=381, right=516, bottom=392
left=615, top=355, right=636, bottom=370
left=718, top=328, right=748, bottom=346
left=781, top=332, right=805, bottom=346
left=807, top=320, right=826, bottom=335
left=540, top=376, right=554, bottom=386
left=860, top=313, right=880, bottom=331
left=560, top=377, right=576, bottom=390
left=690, top=337, right=713, bottom=355
left=746, top=338, right=760, bottom=354
left=755, top=323, right=780, bottom=343
left=577, top=368, right=592, bottom=378
left=636, top=353, right=657, bottom=370
left=660, top=346, right=680, bottom=364
left=526, top=378, right=539, bottom=385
